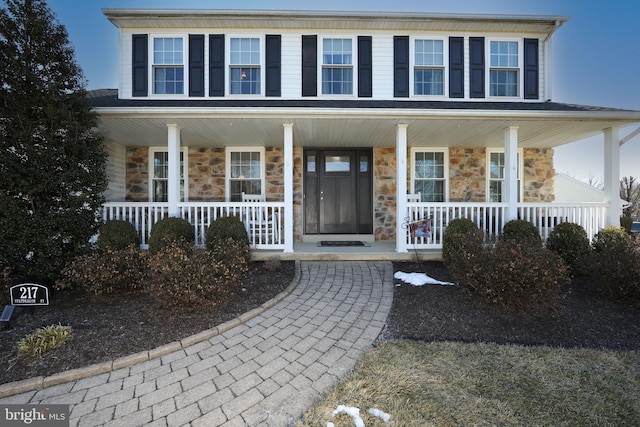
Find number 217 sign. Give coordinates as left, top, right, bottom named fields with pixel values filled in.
left=10, top=283, right=49, bottom=306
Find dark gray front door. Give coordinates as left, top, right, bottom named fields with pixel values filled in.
left=304, top=149, right=372, bottom=234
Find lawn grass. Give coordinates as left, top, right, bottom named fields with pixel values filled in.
left=298, top=340, right=640, bottom=426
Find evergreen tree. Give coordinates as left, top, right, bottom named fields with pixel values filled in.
left=0, top=0, right=107, bottom=283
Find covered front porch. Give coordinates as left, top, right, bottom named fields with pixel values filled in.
left=95, top=96, right=640, bottom=258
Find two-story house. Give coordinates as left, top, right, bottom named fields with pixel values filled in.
left=93, top=9, right=640, bottom=258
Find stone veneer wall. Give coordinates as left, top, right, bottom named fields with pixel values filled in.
left=125, top=145, right=554, bottom=239
left=125, top=147, right=149, bottom=201
left=374, top=148, right=397, bottom=241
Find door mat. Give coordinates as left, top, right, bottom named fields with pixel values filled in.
left=318, top=241, right=370, bottom=247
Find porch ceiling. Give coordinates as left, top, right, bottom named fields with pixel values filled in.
left=96, top=107, right=640, bottom=150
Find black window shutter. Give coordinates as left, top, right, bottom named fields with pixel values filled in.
left=449, top=37, right=464, bottom=98
left=265, top=35, right=281, bottom=97
left=469, top=37, right=485, bottom=98
left=132, top=34, right=148, bottom=97
left=394, top=36, right=409, bottom=97
left=209, top=34, right=225, bottom=97
left=189, top=35, right=205, bottom=97
left=358, top=36, right=372, bottom=97
left=524, top=38, right=539, bottom=99
left=302, top=35, right=317, bottom=97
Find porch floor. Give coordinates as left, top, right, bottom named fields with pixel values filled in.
left=251, top=240, right=442, bottom=262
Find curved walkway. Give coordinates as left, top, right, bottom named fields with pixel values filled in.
left=0, top=261, right=394, bottom=426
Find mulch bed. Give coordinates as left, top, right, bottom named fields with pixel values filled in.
left=2, top=259, right=639, bottom=388
left=385, top=261, right=640, bottom=351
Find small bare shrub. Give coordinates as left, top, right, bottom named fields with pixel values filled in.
left=148, top=238, right=247, bottom=309
left=264, top=257, right=281, bottom=272
left=57, top=245, right=148, bottom=294
left=453, top=240, right=570, bottom=313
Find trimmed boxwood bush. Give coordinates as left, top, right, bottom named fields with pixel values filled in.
left=97, top=220, right=140, bottom=251
left=620, top=216, right=634, bottom=234
left=148, top=217, right=194, bottom=254
left=502, top=219, right=541, bottom=247
left=545, top=222, right=591, bottom=275
left=591, top=226, right=630, bottom=253
left=588, top=234, right=640, bottom=303
left=442, top=218, right=484, bottom=268
left=205, top=215, right=250, bottom=264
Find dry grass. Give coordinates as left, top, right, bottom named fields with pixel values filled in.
left=298, top=340, right=640, bottom=426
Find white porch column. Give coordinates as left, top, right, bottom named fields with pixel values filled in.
left=167, top=124, right=181, bottom=217
left=396, top=123, right=408, bottom=253
left=603, top=127, right=621, bottom=227
left=283, top=123, right=294, bottom=253
left=504, top=126, right=519, bottom=222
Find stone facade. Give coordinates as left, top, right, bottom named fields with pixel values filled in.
left=124, top=144, right=555, bottom=239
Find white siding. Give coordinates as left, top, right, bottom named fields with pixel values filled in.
left=104, top=141, right=126, bottom=202
left=120, top=32, right=132, bottom=99
left=371, top=34, right=394, bottom=100
left=115, top=27, right=549, bottom=102
left=281, top=33, right=301, bottom=99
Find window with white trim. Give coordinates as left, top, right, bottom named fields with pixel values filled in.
left=229, top=37, right=261, bottom=95
left=489, top=40, right=519, bottom=97
left=414, top=39, right=444, bottom=96
left=226, top=147, right=265, bottom=201
left=487, top=149, right=522, bottom=202
left=149, top=147, right=187, bottom=202
left=411, top=148, right=448, bottom=202
left=153, top=37, right=184, bottom=94
left=322, top=38, right=353, bottom=95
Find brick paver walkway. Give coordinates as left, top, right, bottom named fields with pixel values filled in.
left=0, top=261, right=394, bottom=426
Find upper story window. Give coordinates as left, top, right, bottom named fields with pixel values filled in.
left=411, top=148, right=448, bottom=202
left=414, top=39, right=444, bottom=96
left=322, top=38, right=353, bottom=95
left=489, top=41, right=519, bottom=97
left=153, top=37, right=184, bottom=94
left=230, top=38, right=261, bottom=95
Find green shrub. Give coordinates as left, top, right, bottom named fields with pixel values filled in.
left=148, top=217, right=194, bottom=254
left=452, top=240, right=570, bottom=313
left=17, top=324, right=72, bottom=358
left=442, top=218, right=484, bottom=268
left=591, top=226, right=630, bottom=253
left=97, top=220, right=140, bottom=251
left=57, top=245, right=148, bottom=294
left=502, top=219, right=541, bottom=247
left=205, top=216, right=251, bottom=263
left=588, top=235, right=640, bottom=303
left=148, top=238, right=246, bottom=309
left=545, top=222, right=591, bottom=275
left=620, top=216, right=634, bottom=234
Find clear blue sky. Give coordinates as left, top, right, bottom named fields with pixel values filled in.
left=44, top=0, right=640, bottom=181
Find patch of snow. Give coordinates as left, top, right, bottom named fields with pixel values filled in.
left=368, top=408, right=391, bottom=423
left=332, top=405, right=365, bottom=427
left=394, top=271, right=454, bottom=286
left=329, top=405, right=393, bottom=426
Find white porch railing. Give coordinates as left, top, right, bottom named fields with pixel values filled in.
left=101, top=202, right=285, bottom=250
left=405, top=202, right=608, bottom=249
